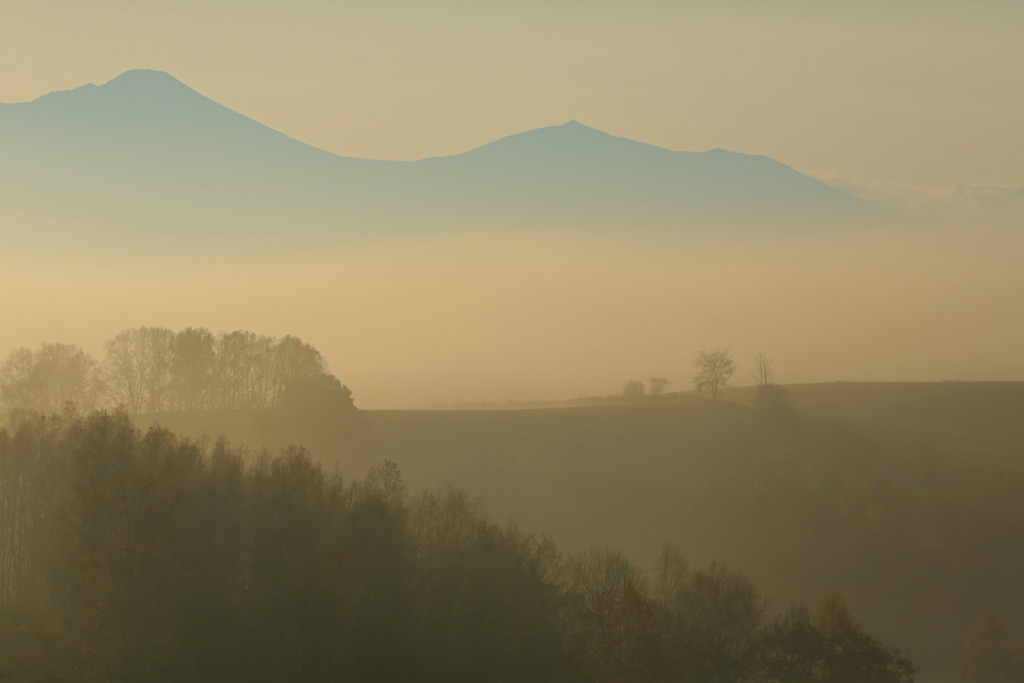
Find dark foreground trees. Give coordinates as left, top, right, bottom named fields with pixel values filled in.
left=0, top=410, right=916, bottom=682
left=760, top=595, right=916, bottom=683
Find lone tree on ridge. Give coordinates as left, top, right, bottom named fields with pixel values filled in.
left=693, top=348, right=735, bottom=401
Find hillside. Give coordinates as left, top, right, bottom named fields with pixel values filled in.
left=139, top=381, right=1024, bottom=682
left=368, top=383, right=1024, bottom=683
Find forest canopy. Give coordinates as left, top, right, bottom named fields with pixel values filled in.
left=0, top=408, right=917, bottom=682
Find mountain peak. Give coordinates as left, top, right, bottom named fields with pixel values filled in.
left=557, top=119, right=604, bottom=134
left=106, top=69, right=181, bottom=86
left=100, top=69, right=195, bottom=96
left=27, top=69, right=196, bottom=107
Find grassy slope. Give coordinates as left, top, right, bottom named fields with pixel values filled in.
left=139, top=382, right=1024, bottom=682
left=367, top=383, right=1024, bottom=683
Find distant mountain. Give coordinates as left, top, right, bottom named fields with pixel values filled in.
left=0, top=70, right=881, bottom=253
left=411, top=120, right=871, bottom=224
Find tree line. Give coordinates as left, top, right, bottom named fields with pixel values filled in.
left=618, top=349, right=796, bottom=427
left=0, top=328, right=342, bottom=415
left=0, top=408, right=916, bottom=682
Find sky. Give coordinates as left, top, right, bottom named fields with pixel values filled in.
left=3, top=224, right=1023, bottom=408
left=2, top=0, right=1023, bottom=408
left=4, top=1, right=1023, bottom=191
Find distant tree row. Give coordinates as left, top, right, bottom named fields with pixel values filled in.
left=619, top=377, right=671, bottom=399
left=0, top=328, right=341, bottom=414
left=0, top=409, right=916, bottom=682
left=618, top=349, right=796, bottom=426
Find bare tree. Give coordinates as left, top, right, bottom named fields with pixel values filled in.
left=0, top=344, right=98, bottom=413
left=693, top=348, right=735, bottom=400
left=752, top=353, right=796, bottom=427
left=0, top=348, right=34, bottom=410
left=653, top=543, right=688, bottom=608
left=566, top=548, right=650, bottom=680
left=105, top=327, right=335, bottom=413
left=104, top=330, right=146, bottom=412
left=753, top=352, right=774, bottom=389
left=138, top=327, right=175, bottom=413
left=649, top=377, right=670, bottom=398
left=103, top=327, right=175, bottom=413
left=170, top=327, right=216, bottom=410
left=214, top=330, right=276, bottom=409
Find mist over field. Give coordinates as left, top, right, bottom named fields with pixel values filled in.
left=3, top=3, right=1024, bottom=681
left=1, top=220, right=1021, bottom=408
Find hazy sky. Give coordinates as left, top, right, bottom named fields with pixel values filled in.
left=4, top=1, right=1022, bottom=190
left=2, top=225, right=1022, bottom=409
left=3, top=1, right=1023, bottom=408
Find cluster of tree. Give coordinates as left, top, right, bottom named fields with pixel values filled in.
left=0, top=328, right=344, bottom=415
left=0, top=343, right=97, bottom=415
left=619, top=377, right=670, bottom=399
left=691, top=349, right=796, bottom=426
left=616, top=347, right=795, bottom=409
left=0, top=408, right=916, bottom=682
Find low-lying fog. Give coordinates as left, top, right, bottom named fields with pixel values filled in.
left=2, top=220, right=1021, bottom=408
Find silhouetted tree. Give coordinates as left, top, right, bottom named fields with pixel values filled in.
left=620, top=380, right=646, bottom=400
left=693, top=347, right=734, bottom=400
left=170, top=327, right=216, bottom=410
left=138, top=326, right=175, bottom=412
left=663, top=560, right=766, bottom=682
left=648, top=377, right=670, bottom=398
left=760, top=594, right=916, bottom=683
left=0, top=343, right=98, bottom=413
left=279, top=373, right=357, bottom=420
left=566, top=549, right=655, bottom=683
left=753, top=352, right=774, bottom=388
left=752, top=353, right=796, bottom=428
left=103, top=327, right=176, bottom=413
left=214, top=330, right=276, bottom=409
left=271, top=335, right=327, bottom=407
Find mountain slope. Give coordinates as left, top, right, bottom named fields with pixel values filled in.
left=412, top=119, right=868, bottom=223
left=0, top=70, right=881, bottom=253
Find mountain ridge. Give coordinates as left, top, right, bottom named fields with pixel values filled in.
left=0, top=69, right=883, bottom=255
left=3, top=70, right=833, bottom=170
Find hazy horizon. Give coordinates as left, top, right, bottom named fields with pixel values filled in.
left=3, top=222, right=1021, bottom=410
left=3, top=1, right=1023, bottom=409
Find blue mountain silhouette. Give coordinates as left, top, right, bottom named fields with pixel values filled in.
left=0, top=70, right=879, bottom=246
